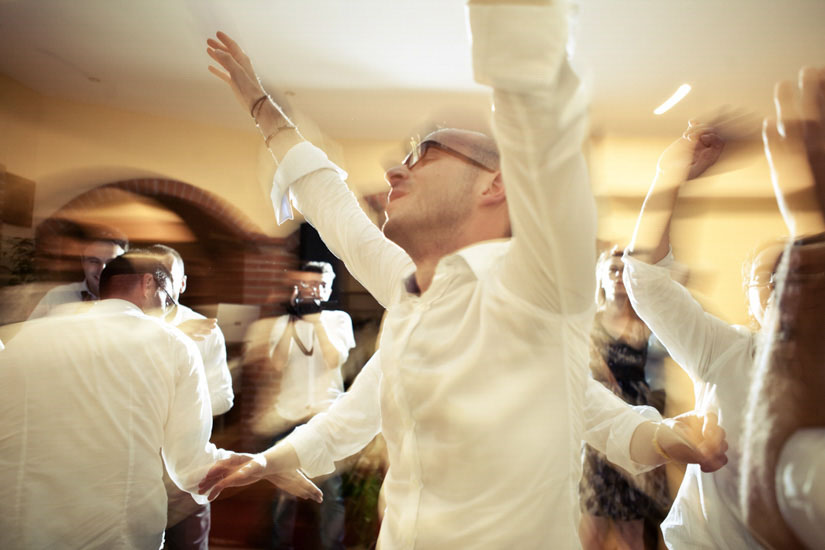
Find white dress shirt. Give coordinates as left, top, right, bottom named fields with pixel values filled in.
left=270, top=5, right=651, bottom=547
left=623, top=252, right=762, bottom=549
left=26, top=280, right=91, bottom=320
left=776, top=429, right=825, bottom=550
left=0, top=299, right=229, bottom=550
left=167, top=303, right=234, bottom=416
left=269, top=310, right=355, bottom=422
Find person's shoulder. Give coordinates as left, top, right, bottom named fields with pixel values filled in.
left=40, top=281, right=85, bottom=301
left=176, top=304, right=206, bottom=321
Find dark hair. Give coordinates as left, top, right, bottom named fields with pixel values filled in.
left=83, top=223, right=130, bottom=252
left=99, top=251, right=171, bottom=299
left=301, top=261, right=335, bottom=281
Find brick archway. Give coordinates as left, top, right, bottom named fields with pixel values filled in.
left=36, top=178, right=300, bottom=310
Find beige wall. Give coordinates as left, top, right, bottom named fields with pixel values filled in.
left=1, top=74, right=293, bottom=237
left=3, top=73, right=792, bottom=324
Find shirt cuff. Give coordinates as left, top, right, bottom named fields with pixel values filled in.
left=469, top=3, right=567, bottom=91
left=271, top=142, right=348, bottom=225
left=608, top=405, right=663, bottom=475
left=286, top=420, right=336, bottom=479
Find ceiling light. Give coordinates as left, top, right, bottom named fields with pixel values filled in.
left=654, top=84, right=691, bottom=115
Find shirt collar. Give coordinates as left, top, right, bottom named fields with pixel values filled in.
left=402, top=238, right=512, bottom=295
left=89, top=298, right=145, bottom=316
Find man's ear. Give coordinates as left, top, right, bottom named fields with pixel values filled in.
left=479, top=172, right=505, bottom=206
left=179, top=274, right=187, bottom=296
left=141, top=273, right=155, bottom=298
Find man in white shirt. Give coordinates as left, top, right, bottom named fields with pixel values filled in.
left=144, top=244, right=235, bottom=550
left=199, top=2, right=727, bottom=548
left=0, top=252, right=272, bottom=550
left=27, top=226, right=128, bottom=319
left=253, top=261, right=354, bottom=548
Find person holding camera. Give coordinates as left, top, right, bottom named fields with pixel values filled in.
left=259, top=261, right=355, bottom=549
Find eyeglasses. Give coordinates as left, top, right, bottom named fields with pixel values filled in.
left=403, top=140, right=497, bottom=172
left=153, top=276, right=177, bottom=309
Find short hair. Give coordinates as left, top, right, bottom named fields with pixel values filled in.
left=82, top=223, right=130, bottom=252
left=99, top=251, right=171, bottom=299
left=144, top=244, right=184, bottom=269
left=301, top=261, right=335, bottom=283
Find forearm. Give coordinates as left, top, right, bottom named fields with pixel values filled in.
left=627, top=172, right=682, bottom=263
left=311, top=321, right=341, bottom=370
left=269, top=323, right=292, bottom=372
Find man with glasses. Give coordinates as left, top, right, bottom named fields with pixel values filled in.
left=200, top=1, right=727, bottom=547
left=249, top=261, right=354, bottom=549
left=0, top=252, right=275, bottom=549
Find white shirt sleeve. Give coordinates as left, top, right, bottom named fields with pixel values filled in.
left=776, top=428, right=825, bottom=550
left=321, top=310, right=356, bottom=366
left=622, top=252, right=752, bottom=383
left=201, top=327, right=234, bottom=416
left=274, top=143, right=413, bottom=309
left=161, top=332, right=230, bottom=504
left=583, top=377, right=662, bottom=475
left=287, top=352, right=382, bottom=478
left=470, top=4, right=597, bottom=315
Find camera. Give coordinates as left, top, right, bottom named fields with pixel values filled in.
left=286, top=290, right=323, bottom=317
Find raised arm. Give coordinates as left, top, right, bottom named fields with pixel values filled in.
left=627, top=123, right=724, bottom=263
left=741, top=65, right=825, bottom=550
left=206, top=33, right=411, bottom=307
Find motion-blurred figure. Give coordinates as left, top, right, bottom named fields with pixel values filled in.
left=622, top=109, right=799, bottom=549
left=0, top=252, right=257, bottom=550
left=27, top=225, right=128, bottom=319
left=741, top=65, right=825, bottom=550
left=580, top=247, right=669, bottom=550
left=198, top=4, right=727, bottom=548
left=255, top=262, right=354, bottom=549
left=144, top=244, right=234, bottom=550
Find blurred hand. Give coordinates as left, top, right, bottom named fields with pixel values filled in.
left=659, top=411, right=729, bottom=473
left=198, top=449, right=322, bottom=503
left=177, top=318, right=217, bottom=341
left=206, top=31, right=267, bottom=111
left=657, top=121, right=725, bottom=181
left=763, top=66, right=825, bottom=236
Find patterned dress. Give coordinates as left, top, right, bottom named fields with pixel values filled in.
left=580, top=318, right=670, bottom=522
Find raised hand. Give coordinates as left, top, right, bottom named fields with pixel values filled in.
left=206, top=31, right=267, bottom=113
left=763, top=66, right=825, bottom=237
left=657, top=411, right=729, bottom=473
left=657, top=121, right=725, bottom=181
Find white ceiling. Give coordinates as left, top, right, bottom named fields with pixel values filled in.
left=1, top=0, right=824, bottom=142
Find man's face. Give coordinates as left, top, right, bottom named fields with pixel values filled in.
left=599, top=256, right=627, bottom=303
left=382, top=129, right=498, bottom=249
left=81, top=241, right=125, bottom=296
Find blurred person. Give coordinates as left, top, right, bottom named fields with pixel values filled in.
left=27, top=225, right=128, bottom=319
left=621, top=110, right=795, bottom=548
left=254, top=262, right=354, bottom=549
left=741, top=66, right=825, bottom=550
left=579, top=247, right=670, bottom=550
left=0, top=252, right=280, bottom=550
left=199, top=2, right=727, bottom=548
left=144, top=244, right=234, bottom=550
